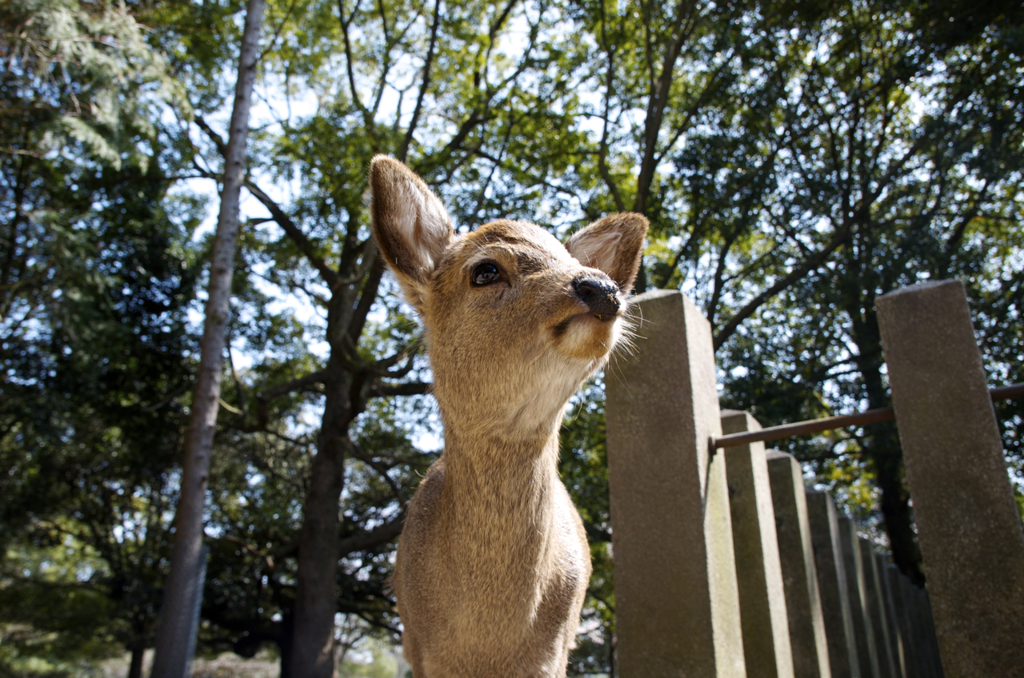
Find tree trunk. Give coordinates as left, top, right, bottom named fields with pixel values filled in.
left=855, top=310, right=926, bottom=586
left=127, top=640, right=145, bottom=678
left=869, top=423, right=925, bottom=586
left=289, top=367, right=351, bottom=678
left=150, top=0, right=265, bottom=674
left=277, top=613, right=295, bottom=678
left=608, top=623, right=617, bottom=678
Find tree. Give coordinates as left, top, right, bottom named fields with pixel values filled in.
left=716, top=0, right=1024, bottom=581
left=1, top=1, right=200, bottom=674
left=149, top=0, right=265, bottom=672
left=549, top=0, right=808, bottom=300
left=1, top=0, right=187, bottom=458
left=0, top=158, right=202, bottom=677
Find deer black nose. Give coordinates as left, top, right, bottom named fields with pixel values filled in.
left=573, top=277, right=620, bottom=321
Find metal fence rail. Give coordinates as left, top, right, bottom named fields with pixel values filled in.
left=713, top=383, right=1024, bottom=450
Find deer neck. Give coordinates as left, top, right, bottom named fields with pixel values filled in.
left=440, top=424, right=563, bottom=541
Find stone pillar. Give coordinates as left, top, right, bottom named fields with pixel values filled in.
left=903, top=582, right=942, bottom=678
left=806, top=492, right=861, bottom=678
left=838, top=519, right=880, bottom=678
left=720, top=413, right=795, bottom=678
left=876, top=280, right=1024, bottom=678
left=765, top=451, right=832, bottom=678
left=918, top=587, right=944, bottom=678
left=858, top=538, right=898, bottom=678
left=874, top=555, right=906, bottom=678
left=606, top=289, right=745, bottom=677
left=905, top=584, right=933, bottom=678
left=887, top=567, right=920, bottom=678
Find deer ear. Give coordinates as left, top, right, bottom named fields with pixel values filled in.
left=566, top=213, right=648, bottom=292
left=369, top=155, right=455, bottom=308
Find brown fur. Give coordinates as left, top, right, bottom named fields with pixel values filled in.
left=369, top=156, right=647, bottom=678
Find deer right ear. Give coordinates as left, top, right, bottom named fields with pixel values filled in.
left=566, top=213, right=648, bottom=292
left=369, top=155, right=455, bottom=309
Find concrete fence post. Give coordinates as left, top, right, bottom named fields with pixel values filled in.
left=858, top=538, right=898, bottom=678
left=876, top=280, right=1024, bottom=678
left=720, top=412, right=795, bottom=678
left=887, top=567, right=920, bottom=678
left=905, top=582, right=942, bottom=678
left=874, top=554, right=906, bottom=678
left=904, top=584, right=931, bottom=678
left=805, top=492, right=861, bottom=678
left=901, top=569, right=944, bottom=678
left=764, top=451, right=832, bottom=678
left=606, top=290, right=745, bottom=677
left=856, top=540, right=897, bottom=678
left=917, top=587, right=944, bottom=678
left=838, top=519, right=880, bottom=678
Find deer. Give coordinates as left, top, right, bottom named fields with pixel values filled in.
left=368, top=155, right=647, bottom=678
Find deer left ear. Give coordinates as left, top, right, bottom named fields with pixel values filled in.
left=566, top=213, right=648, bottom=292
left=369, top=155, right=455, bottom=311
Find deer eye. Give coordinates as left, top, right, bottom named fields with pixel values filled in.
left=471, top=262, right=501, bottom=286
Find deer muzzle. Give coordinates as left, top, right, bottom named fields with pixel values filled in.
left=572, top=276, right=620, bottom=322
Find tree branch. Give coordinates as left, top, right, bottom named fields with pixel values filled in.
left=396, top=0, right=442, bottom=162
left=194, top=114, right=227, bottom=156
left=350, top=444, right=406, bottom=504
left=342, top=253, right=384, bottom=351
left=634, top=0, right=700, bottom=215
left=713, top=217, right=855, bottom=350
left=942, top=179, right=990, bottom=263
left=243, top=180, right=341, bottom=289
left=337, top=0, right=376, bottom=135
left=597, top=23, right=626, bottom=213
left=365, top=381, right=431, bottom=398
left=250, top=370, right=328, bottom=430
left=338, top=513, right=406, bottom=557
left=653, top=54, right=733, bottom=167
left=194, top=114, right=343, bottom=289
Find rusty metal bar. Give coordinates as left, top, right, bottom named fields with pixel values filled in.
left=713, top=383, right=1024, bottom=450
left=990, top=382, right=1024, bottom=402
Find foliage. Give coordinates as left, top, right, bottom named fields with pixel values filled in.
left=560, top=381, right=615, bottom=676
left=0, top=0, right=188, bottom=167
left=0, top=1, right=200, bottom=667
left=2, top=0, right=1023, bottom=672
left=0, top=154, right=201, bottom=671
left=714, top=0, right=1024, bottom=565
left=0, top=538, right=121, bottom=676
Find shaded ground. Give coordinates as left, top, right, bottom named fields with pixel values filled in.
left=97, top=650, right=277, bottom=678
